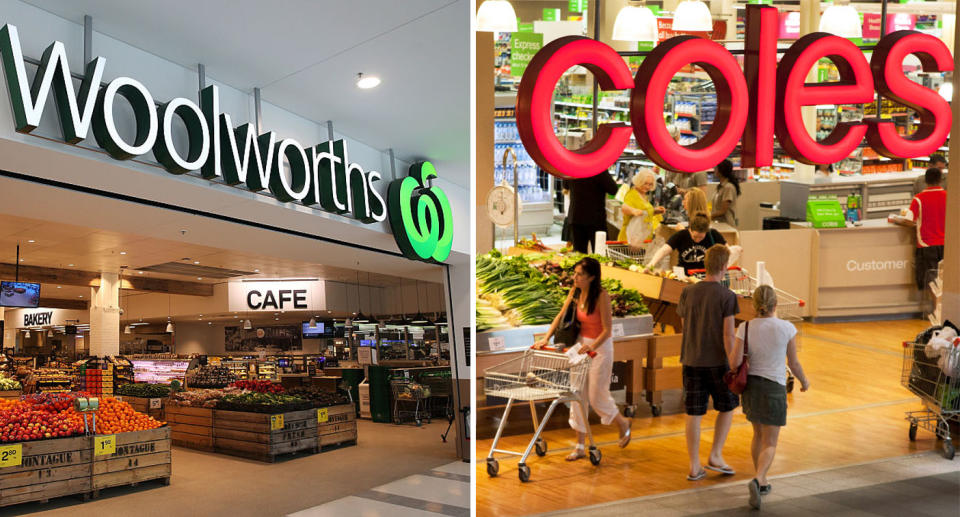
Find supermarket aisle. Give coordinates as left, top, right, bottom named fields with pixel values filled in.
left=287, top=461, right=470, bottom=517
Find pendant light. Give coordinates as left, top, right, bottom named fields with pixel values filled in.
left=165, top=321, right=174, bottom=333
left=24, top=329, right=30, bottom=338
left=671, top=0, right=713, bottom=32
left=613, top=4, right=658, bottom=42
left=308, top=316, right=317, bottom=328
left=124, top=325, right=132, bottom=334
left=818, top=5, right=862, bottom=39
left=477, top=0, right=518, bottom=33
left=165, top=294, right=174, bottom=333
left=47, top=329, right=53, bottom=338
left=353, top=271, right=369, bottom=323
left=243, top=319, right=253, bottom=330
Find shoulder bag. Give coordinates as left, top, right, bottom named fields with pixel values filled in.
left=553, top=288, right=581, bottom=347
left=724, top=321, right=749, bottom=394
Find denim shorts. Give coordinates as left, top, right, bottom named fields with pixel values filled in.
left=682, top=365, right=740, bottom=416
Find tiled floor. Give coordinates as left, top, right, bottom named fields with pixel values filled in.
left=287, top=461, right=471, bottom=517
left=537, top=452, right=960, bottom=516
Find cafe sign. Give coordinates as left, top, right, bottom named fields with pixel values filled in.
left=516, top=5, right=953, bottom=177
left=0, top=24, right=451, bottom=263
left=227, top=280, right=326, bottom=313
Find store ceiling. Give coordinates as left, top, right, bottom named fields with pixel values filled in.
left=0, top=213, right=429, bottom=301
left=21, top=0, right=470, bottom=188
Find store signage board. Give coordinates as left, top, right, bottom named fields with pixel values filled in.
left=511, top=32, right=544, bottom=78
left=10, top=308, right=87, bottom=329
left=227, top=280, right=326, bottom=313
left=515, top=5, right=953, bottom=178
left=0, top=25, right=452, bottom=264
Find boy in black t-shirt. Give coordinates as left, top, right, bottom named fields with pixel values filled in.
left=646, top=213, right=726, bottom=273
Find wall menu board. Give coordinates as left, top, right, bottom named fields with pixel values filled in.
left=131, top=359, right=190, bottom=384
left=225, top=325, right=302, bottom=352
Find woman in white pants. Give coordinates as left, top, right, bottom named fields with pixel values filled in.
left=535, top=257, right=632, bottom=460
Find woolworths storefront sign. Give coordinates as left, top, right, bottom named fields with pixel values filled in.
left=0, top=24, right=451, bottom=263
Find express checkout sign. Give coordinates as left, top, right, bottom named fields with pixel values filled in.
left=516, top=5, right=953, bottom=178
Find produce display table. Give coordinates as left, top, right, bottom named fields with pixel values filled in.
left=114, top=395, right=166, bottom=420
left=642, top=334, right=683, bottom=416
left=0, top=427, right=172, bottom=508
left=167, top=404, right=357, bottom=461
left=0, top=390, right=21, bottom=400
left=213, top=408, right=318, bottom=463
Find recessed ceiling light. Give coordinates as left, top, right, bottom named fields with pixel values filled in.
left=199, top=314, right=203, bottom=317
left=19, top=259, right=23, bottom=262
left=254, top=269, right=260, bottom=273
left=77, top=295, right=83, bottom=298
left=197, top=277, right=203, bottom=280
left=27, top=240, right=34, bottom=243
left=68, top=264, right=74, bottom=267
left=356, top=73, right=381, bottom=89
left=138, top=271, right=143, bottom=275
left=57, top=286, right=61, bottom=289
left=120, top=251, right=127, bottom=255
left=194, top=261, right=200, bottom=265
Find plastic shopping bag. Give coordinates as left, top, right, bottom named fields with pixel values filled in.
left=625, top=215, right=652, bottom=248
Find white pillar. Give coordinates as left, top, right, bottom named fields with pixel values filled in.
left=89, top=273, right=120, bottom=357
left=442, top=256, right=471, bottom=461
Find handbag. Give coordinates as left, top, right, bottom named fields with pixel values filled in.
left=553, top=288, right=581, bottom=347
left=724, top=321, right=749, bottom=394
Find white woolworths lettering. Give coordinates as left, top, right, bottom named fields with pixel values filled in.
left=0, top=25, right=389, bottom=225
left=845, top=259, right=908, bottom=272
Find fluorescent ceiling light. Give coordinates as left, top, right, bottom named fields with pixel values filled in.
left=613, top=6, right=658, bottom=42
left=477, top=0, right=518, bottom=33
left=818, top=5, right=862, bottom=39
left=356, top=73, right=381, bottom=89
left=672, top=1, right=713, bottom=32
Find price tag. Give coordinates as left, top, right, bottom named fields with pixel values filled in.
left=0, top=444, right=22, bottom=467
left=149, top=398, right=162, bottom=409
left=95, top=435, right=116, bottom=456
left=612, top=324, right=625, bottom=338
left=488, top=336, right=505, bottom=352
left=317, top=408, right=329, bottom=424
left=270, top=414, right=284, bottom=431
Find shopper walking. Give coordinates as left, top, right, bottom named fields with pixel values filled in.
left=534, top=257, right=632, bottom=459
left=896, top=167, right=947, bottom=290
left=711, top=159, right=740, bottom=227
left=567, top=173, right=619, bottom=253
left=729, top=285, right=810, bottom=510
left=619, top=169, right=665, bottom=245
left=676, top=244, right=738, bottom=481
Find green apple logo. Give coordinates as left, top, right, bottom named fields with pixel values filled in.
left=388, top=161, right=453, bottom=263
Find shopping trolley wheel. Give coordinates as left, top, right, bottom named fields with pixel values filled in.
left=589, top=447, right=601, bottom=466
left=518, top=464, right=531, bottom=482
left=486, top=458, right=499, bottom=477
left=943, top=439, right=955, bottom=460
left=535, top=438, right=547, bottom=457
left=909, top=423, right=918, bottom=442
left=623, top=406, right=636, bottom=418
left=651, top=405, right=662, bottom=417
left=415, top=418, right=422, bottom=427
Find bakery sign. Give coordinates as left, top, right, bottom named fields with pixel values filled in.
left=516, top=5, right=953, bottom=178
left=0, top=24, right=451, bottom=263
left=227, top=280, right=326, bottom=313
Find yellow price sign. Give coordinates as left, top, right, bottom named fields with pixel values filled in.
left=317, top=408, right=328, bottom=424
left=0, top=444, right=22, bottom=467
left=95, top=435, right=116, bottom=456
left=270, top=414, right=284, bottom=430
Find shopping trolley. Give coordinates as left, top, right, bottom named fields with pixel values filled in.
left=901, top=340, right=959, bottom=459
left=391, top=378, right=431, bottom=426
left=605, top=241, right=649, bottom=263
left=485, top=347, right=599, bottom=482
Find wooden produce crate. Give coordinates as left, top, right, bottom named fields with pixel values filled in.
left=0, top=435, right=92, bottom=507
left=317, top=404, right=358, bottom=449
left=165, top=405, right=214, bottom=451
left=213, top=409, right=318, bottom=462
left=0, top=391, right=21, bottom=400
left=91, top=427, right=171, bottom=497
left=114, top=395, right=166, bottom=420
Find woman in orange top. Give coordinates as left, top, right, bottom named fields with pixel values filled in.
left=535, top=257, right=632, bottom=460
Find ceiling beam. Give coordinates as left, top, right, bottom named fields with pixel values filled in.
left=37, top=298, right=88, bottom=310
left=0, top=263, right=212, bottom=296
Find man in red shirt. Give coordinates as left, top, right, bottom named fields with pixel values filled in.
left=902, top=167, right=946, bottom=290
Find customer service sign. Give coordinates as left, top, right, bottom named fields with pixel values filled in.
left=0, top=24, right=451, bottom=263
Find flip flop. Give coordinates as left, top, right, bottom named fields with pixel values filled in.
left=705, top=463, right=736, bottom=475
left=686, top=470, right=707, bottom=481
left=748, top=479, right=762, bottom=510
left=618, top=421, right=632, bottom=448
